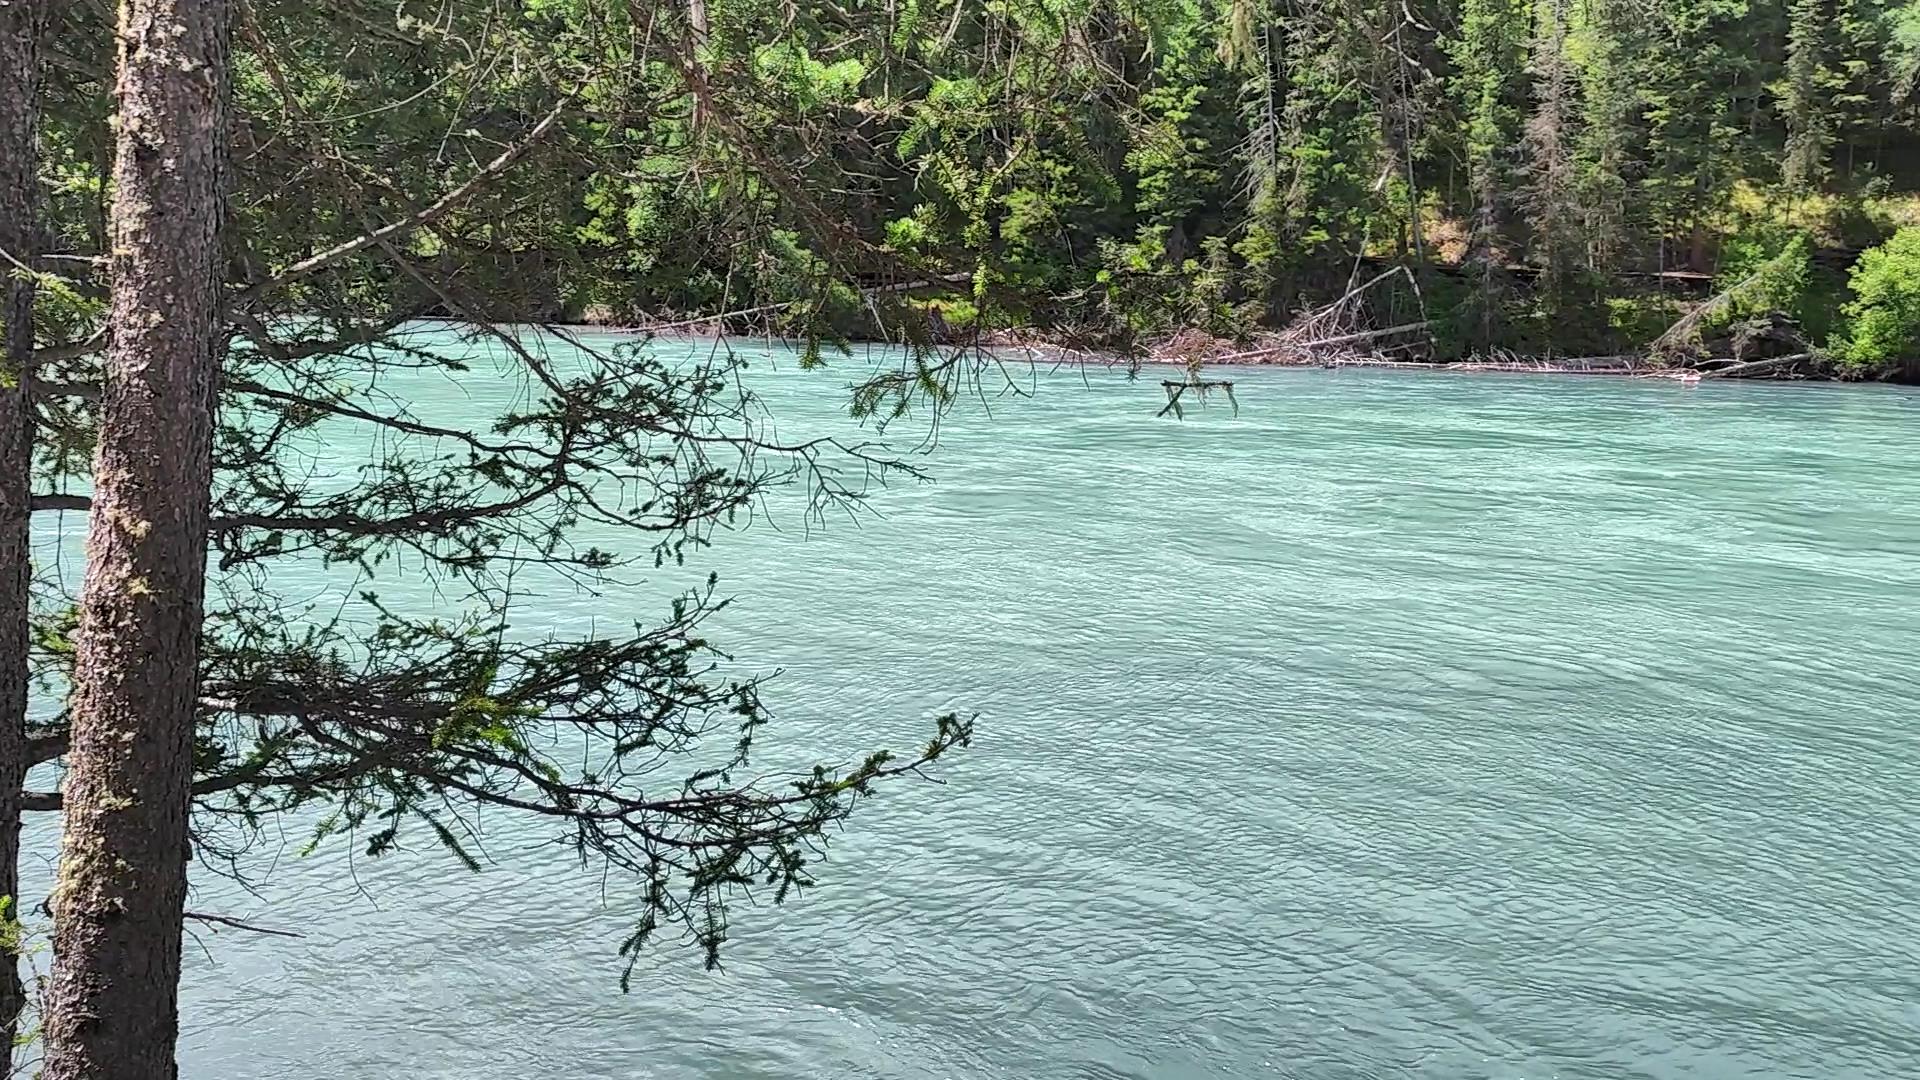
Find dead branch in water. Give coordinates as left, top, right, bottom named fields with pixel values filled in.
left=183, top=911, right=306, bottom=939
left=1158, top=379, right=1237, bottom=419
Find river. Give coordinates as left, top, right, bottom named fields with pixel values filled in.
left=27, top=336, right=1920, bottom=1078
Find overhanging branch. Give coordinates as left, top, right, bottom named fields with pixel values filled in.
left=231, top=89, right=575, bottom=308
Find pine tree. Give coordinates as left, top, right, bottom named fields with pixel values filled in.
left=1782, top=0, right=1831, bottom=195
left=1522, top=0, right=1581, bottom=298
left=25, top=6, right=985, bottom=1068
left=42, top=1, right=232, bottom=1075
left=1639, top=0, right=1752, bottom=270
left=1447, top=0, right=1530, bottom=345
left=1829, top=0, right=1898, bottom=181
left=1571, top=0, right=1641, bottom=272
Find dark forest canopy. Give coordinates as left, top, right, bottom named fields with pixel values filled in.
left=25, top=0, right=1920, bottom=379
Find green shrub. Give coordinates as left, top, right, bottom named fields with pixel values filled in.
left=1840, top=227, right=1920, bottom=379
left=1607, top=292, right=1686, bottom=348
left=1708, top=225, right=1817, bottom=332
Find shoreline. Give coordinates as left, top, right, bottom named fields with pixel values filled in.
left=981, top=343, right=1797, bottom=383
left=443, top=318, right=1880, bottom=385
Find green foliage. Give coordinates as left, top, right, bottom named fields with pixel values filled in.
left=1895, top=2, right=1920, bottom=101
left=1707, top=224, right=1831, bottom=340
left=1607, top=293, right=1688, bottom=347
left=1447, top=0, right=1528, bottom=201
left=1841, top=226, right=1920, bottom=376
left=1781, top=0, right=1833, bottom=193
left=0, top=897, right=20, bottom=957
left=25, top=0, right=1920, bottom=363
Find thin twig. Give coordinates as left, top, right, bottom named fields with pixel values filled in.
left=183, top=911, right=305, bottom=939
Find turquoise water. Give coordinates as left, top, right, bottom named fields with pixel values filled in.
left=31, top=338, right=1920, bottom=1077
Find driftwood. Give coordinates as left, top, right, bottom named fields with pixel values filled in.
left=1209, top=321, right=1432, bottom=364
left=1324, top=353, right=1648, bottom=375
left=1136, top=260, right=1434, bottom=369
left=1323, top=358, right=1428, bottom=370
left=1321, top=352, right=1829, bottom=380
left=1702, top=352, right=1815, bottom=379
left=1446, top=360, right=1640, bottom=375
left=1315, top=266, right=1415, bottom=324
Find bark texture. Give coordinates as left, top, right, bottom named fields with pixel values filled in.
left=0, top=0, right=49, bottom=1069
left=42, top=2, right=231, bottom=1077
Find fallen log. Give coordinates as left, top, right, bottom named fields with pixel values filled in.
left=1702, top=352, right=1815, bottom=379
left=1324, top=354, right=1647, bottom=375
left=1446, top=361, right=1640, bottom=375
left=1323, top=358, right=1432, bottom=370
left=1209, top=322, right=1432, bottom=364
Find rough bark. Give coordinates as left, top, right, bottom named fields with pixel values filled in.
left=42, top=2, right=231, bottom=1078
left=0, top=0, right=49, bottom=1070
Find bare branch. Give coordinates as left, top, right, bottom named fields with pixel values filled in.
left=182, top=911, right=305, bottom=939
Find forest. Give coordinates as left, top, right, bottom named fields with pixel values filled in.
left=22, top=0, right=1920, bottom=380
left=19, top=0, right=1920, bottom=381
left=4, top=0, right=1920, bottom=1076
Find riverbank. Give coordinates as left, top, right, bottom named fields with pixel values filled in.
left=566, top=298, right=1875, bottom=384
left=585, top=325, right=1851, bottom=384
left=985, top=329, right=1842, bottom=384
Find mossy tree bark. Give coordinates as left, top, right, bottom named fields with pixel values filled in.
left=42, top=1, right=231, bottom=1077
left=0, top=0, right=49, bottom=1070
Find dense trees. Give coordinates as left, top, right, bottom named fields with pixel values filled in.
left=721, top=0, right=1920, bottom=370
left=24, top=2, right=1920, bottom=373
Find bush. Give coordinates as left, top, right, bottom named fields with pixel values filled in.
left=1708, top=224, right=1819, bottom=335
left=1840, top=227, right=1920, bottom=379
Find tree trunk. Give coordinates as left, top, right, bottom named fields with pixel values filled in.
left=687, top=0, right=709, bottom=48
left=42, top=2, right=231, bottom=1078
left=687, top=0, right=711, bottom=127
left=0, top=1, right=49, bottom=1070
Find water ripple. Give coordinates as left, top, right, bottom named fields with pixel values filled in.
left=33, top=356, right=1917, bottom=1079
